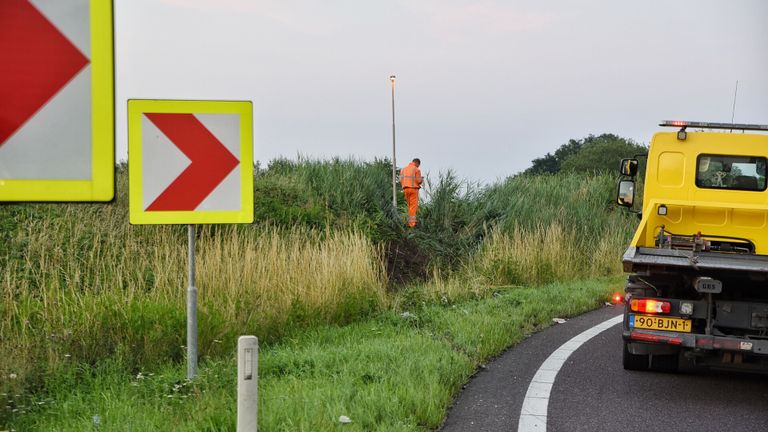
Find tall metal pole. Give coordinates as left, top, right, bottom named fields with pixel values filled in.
left=390, top=75, right=397, bottom=208
left=730, top=80, right=739, bottom=124
left=187, top=224, right=198, bottom=379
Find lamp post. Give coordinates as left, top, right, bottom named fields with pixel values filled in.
left=389, top=75, right=397, bottom=208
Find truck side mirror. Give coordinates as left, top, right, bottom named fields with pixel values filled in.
left=617, top=180, right=635, bottom=207
left=620, top=159, right=638, bottom=177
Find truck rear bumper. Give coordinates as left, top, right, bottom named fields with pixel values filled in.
left=623, top=329, right=768, bottom=356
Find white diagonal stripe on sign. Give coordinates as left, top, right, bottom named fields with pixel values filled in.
left=141, top=115, right=191, bottom=210
left=194, top=113, right=241, bottom=211
left=0, top=66, right=91, bottom=179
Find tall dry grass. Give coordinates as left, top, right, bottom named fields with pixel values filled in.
left=474, top=223, right=626, bottom=284
left=1, top=164, right=638, bottom=402
left=198, top=226, right=386, bottom=329
left=418, top=172, right=635, bottom=302
left=423, top=222, right=628, bottom=302
left=0, top=204, right=386, bottom=395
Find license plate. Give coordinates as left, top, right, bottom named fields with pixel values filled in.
left=629, top=314, right=692, bottom=333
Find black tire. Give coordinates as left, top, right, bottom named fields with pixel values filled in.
left=623, top=341, right=649, bottom=371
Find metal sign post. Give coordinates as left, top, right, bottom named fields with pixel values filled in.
left=187, top=224, right=198, bottom=379
left=390, top=75, right=397, bottom=209
left=127, top=100, right=254, bottom=381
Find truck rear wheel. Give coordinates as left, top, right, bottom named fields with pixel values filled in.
left=623, top=341, right=649, bottom=371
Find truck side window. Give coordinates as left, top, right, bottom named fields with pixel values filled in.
left=695, top=154, right=767, bottom=191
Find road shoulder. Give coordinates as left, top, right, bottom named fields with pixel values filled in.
left=441, top=304, right=622, bottom=432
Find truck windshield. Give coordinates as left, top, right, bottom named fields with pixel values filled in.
left=696, top=154, right=767, bottom=191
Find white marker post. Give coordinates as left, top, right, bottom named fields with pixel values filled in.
left=237, top=336, right=259, bottom=432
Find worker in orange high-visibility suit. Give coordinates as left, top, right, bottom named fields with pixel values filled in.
left=400, top=158, right=423, bottom=227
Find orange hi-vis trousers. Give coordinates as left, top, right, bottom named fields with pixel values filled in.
left=404, top=187, right=419, bottom=227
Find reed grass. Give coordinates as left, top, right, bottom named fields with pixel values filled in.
left=422, top=222, right=627, bottom=302
left=256, top=157, right=398, bottom=240
left=475, top=222, right=626, bottom=285
left=1, top=160, right=638, bottom=422
left=418, top=172, right=634, bottom=302
left=0, top=214, right=386, bottom=400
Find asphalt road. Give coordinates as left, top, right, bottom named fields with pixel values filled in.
left=441, top=304, right=768, bottom=432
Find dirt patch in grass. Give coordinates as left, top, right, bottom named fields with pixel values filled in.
left=384, top=236, right=431, bottom=286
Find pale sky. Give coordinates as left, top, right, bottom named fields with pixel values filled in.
left=115, top=0, right=768, bottom=184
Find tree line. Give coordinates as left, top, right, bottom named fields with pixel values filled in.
left=525, top=133, right=647, bottom=175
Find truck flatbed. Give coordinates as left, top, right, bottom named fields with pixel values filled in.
left=622, top=247, right=768, bottom=274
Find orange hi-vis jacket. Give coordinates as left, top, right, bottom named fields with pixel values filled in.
left=400, top=162, right=423, bottom=189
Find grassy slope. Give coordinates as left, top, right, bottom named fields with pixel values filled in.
left=6, top=278, right=621, bottom=431
left=1, top=160, right=638, bottom=429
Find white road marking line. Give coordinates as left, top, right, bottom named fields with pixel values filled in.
left=517, top=314, right=623, bottom=432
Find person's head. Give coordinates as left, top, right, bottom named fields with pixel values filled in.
left=412, top=158, right=421, bottom=167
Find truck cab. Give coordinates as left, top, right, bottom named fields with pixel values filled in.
left=618, top=120, right=768, bottom=372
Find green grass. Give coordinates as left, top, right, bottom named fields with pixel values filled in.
left=252, top=158, right=637, bottom=278
left=4, top=277, right=621, bottom=431
left=0, top=223, right=386, bottom=401
left=254, top=157, right=399, bottom=241
left=1, top=159, right=638, bottom=429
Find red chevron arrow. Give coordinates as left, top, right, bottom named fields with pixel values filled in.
left=144, top=113, right=239, bottom=211
left=0, top=0, right=89, bottom=146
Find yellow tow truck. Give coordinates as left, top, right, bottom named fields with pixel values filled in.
left=617, top=120, right=768, bottom=372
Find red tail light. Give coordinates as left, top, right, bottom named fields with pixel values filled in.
left=630, top=298, right=671, bottom=314
left=630, top=331, right=682, bottom=345
left=612, top=293, right=624, bottom=304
